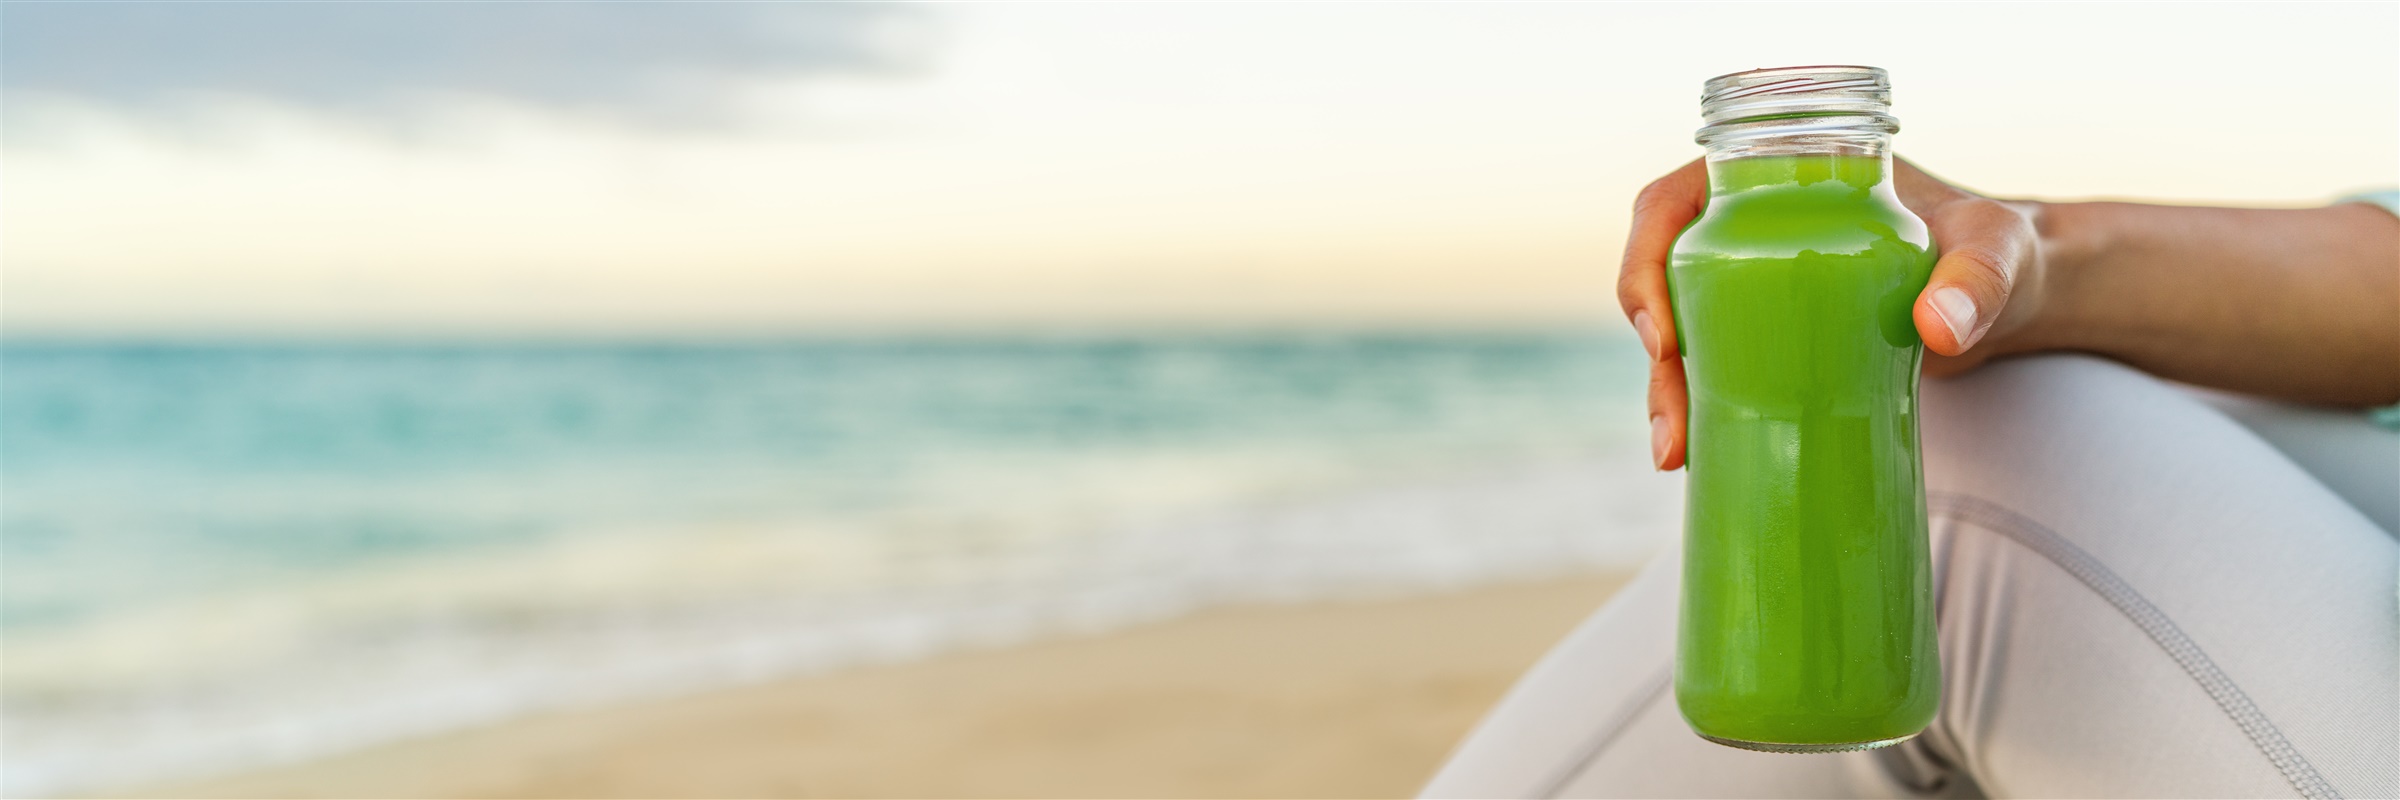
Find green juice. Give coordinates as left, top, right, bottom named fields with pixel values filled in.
left=1666, top=153, right=1942, bottom=750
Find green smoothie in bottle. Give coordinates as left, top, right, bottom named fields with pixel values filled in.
left=1666, top=66, right=1941, bottom=752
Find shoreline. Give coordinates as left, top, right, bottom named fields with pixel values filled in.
left=126, top=571, right=1633, bottom=799
left=17, top=450, right=1676, bottom=798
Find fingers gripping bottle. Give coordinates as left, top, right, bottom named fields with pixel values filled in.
left=1667, top=66, right=1941, bottom=752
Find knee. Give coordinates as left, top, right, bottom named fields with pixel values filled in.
left=1918, top=355, right=2187, bottom=495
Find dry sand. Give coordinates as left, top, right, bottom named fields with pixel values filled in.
left=132, top=573, right=1629, bottom=799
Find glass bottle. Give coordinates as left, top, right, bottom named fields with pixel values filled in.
left=1667, top=65, right=1942, bottom=752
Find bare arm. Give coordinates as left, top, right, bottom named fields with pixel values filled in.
left=1620, top=158, right=2400, bottom=470
left=2024, top=201, right=2400, bottom=406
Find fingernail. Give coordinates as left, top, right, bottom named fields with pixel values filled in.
left=1633, top=311, right=1661, bottom=361
left=1650, top=414, right=1669, bottom=470
left=1930, top=287, right=1979, bottom=349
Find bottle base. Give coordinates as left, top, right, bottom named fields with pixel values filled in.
left=1697, top=732, right=1917, bottom=754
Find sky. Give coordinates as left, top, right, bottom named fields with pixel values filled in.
left=4, top=1, right=2395, bottom=338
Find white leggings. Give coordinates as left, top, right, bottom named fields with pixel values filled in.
left=1424, top=356, right=2398, bottom=799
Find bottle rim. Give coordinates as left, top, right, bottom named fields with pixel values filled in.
left=1697, top=65, right=1898, bottom=148
left=1701, top=65, right=1890, bottom=123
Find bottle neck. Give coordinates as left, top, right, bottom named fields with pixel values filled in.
left=1699, top=110, right=1893, bottom=154
left=1706, top=148, right=1893, bottom=195
left=1692, top=67, right=1904, bottom=196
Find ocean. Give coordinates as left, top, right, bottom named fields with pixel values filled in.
left=0, top=332, right=1677, bottom=795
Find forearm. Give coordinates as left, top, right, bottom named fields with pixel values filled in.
left=2028, top=201, right=2400, bottom=406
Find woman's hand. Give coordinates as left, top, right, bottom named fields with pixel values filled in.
left=1617, top=158, right=2054, bottom=471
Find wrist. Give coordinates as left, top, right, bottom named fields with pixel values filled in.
left=2012, top=199, right=2107, bottom=354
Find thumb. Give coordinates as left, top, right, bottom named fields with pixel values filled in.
left=1913, top=199, right=2031, bottom=356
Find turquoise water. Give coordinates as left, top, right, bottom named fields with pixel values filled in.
left=1, top=332, right=1664, bottom=793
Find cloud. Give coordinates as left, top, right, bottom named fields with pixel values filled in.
left=0, top=1, right=932, bottom=122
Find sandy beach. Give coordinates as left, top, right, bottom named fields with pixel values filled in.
left=127, top=572, right=1630, bottom=799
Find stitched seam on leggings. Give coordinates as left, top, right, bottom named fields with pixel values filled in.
left=1930, top=491, right=2342, bottom=800
left=1534, top=665, right=1672, bottom=799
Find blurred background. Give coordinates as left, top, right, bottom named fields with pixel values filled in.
left=2, top=2, right=2394, bottom=797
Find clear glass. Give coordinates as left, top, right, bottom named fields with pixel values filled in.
left=1666, top=65, right=1943, bottom=753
